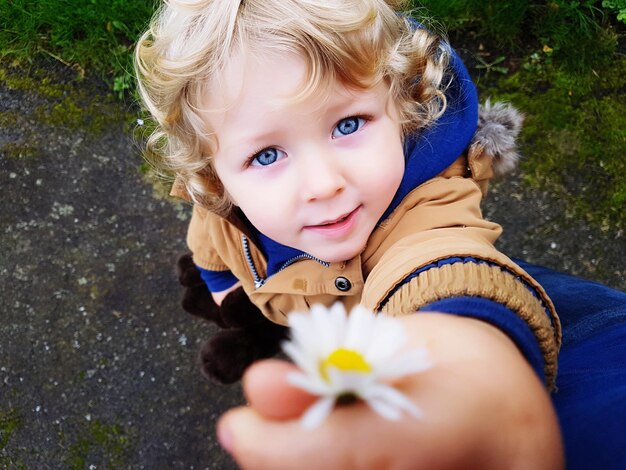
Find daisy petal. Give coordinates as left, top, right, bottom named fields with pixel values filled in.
left=344, top=305, right=376, bottom=351
left=300, top=397, right=336, bottom=429
left=281, top=304, right=430, bottom=427
left=321, top=303, right=347, bottom=352
left=288, top=313, right=320, bottom=357
left=282, top=341, right=318, bottom=374
left=286, top=371, right=330, bottom=395
left=364, top=315, right=406, bottom=361
left=310, top=305, right=339, bottom=354
left=326, top=368, right=373, bottom=395
left=365, top=397, right=403, bottom=421
left=363, top=384, right=423, bottom=420
left=376, top=349, right=431, bottom=380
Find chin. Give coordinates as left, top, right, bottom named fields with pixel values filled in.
left=316, top=244, right=365, bottom=264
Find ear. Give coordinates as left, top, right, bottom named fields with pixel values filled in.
left=473, top=99, right=525, bottom=176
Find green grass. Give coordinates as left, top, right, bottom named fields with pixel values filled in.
left=417, top=0, right=622, bottom=72
left=0, top=0, right=155, bottom=96
left=415, top=0, right=626, bottom=230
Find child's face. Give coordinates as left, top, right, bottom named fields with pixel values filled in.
left=202, top=52, right=405, bottom=263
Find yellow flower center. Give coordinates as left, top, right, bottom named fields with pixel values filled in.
left=320, top=348, right=372, bottom=381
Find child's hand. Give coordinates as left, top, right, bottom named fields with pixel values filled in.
left=217, top=314, right=563, bottom=470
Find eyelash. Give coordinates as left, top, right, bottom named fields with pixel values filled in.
left=243, top=113, right=372, bottom=168
left=244, top=145, right=276, bottom=168
left=342, top=113, right=372, bottom=129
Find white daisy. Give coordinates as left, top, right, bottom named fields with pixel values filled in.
left=282, top=303, right=431, bottom=429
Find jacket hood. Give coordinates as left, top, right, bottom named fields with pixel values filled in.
left=382, top=46, right=478, bottom=220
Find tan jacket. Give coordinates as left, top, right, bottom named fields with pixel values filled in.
left=178, top=149, right=561, bottom=387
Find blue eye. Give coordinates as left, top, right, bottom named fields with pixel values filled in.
left=332, top=116, right=366, bottom=138
left=250, top=147, right=285, bottom=167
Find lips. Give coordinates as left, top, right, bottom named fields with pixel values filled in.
left=317, top=210, right=354, bottom=226
left=303, top=206, right=361, bottom=238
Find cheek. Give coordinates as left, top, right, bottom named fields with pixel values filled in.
left=361, top=139, right=404, bottom=196
left=242, top=203, right=293, bottom=245
left=226, top=177, right=293, bottom=230
left=216, top=165, right=265, bottom=208
left=241, top=198, right=283, bottom=224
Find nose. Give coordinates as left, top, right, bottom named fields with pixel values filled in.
left=299, top=151, right=346, bottom=202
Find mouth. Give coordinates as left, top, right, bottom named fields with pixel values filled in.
left=317, top=210, right=355, bottom=226
left=304, top=206, right=361, bottom=235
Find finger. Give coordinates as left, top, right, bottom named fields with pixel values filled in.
left=217, top=400, right=429, bottom=470
left=217, top=406, right=345, bottom=470
left=242, top=359, right=317, bottom=420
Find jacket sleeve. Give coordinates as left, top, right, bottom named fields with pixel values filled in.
left=360, top=175, right=561, bottom=389
left=186, top=204, right=232, bottom=271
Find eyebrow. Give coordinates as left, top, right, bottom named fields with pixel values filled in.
left=236, top=128, right=282, bottom=149
left=327, top=86, right=383, bottom=117
left=222, top=87, right=378, bottom=156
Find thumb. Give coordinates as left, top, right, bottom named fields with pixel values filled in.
left=217, top=406, right=341, bottom=470
left=242, top=359, right=317, bottom=420
left=216, top=390, right=421, bottom=470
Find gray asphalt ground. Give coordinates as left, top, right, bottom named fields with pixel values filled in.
left=1, top=64, right=240, bottom=469
left=1, top=62, right=624, bottom=468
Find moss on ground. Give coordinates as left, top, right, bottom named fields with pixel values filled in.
left=0, top=67, right=65, bottom=98
left=1, top=142, right=39, bottom=159
left=32, top=93, right=122, bottom=133
left=0, top=408, right=21, bottom=449
left=62, top=420, right=134, bottom=469
left=0, top=408, right=26, bottom=469
left=1, top=61, right=134, bottom=157
left=479, top=55, right=626, bottom=230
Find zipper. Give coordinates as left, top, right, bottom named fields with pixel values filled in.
left=241, top=234, right=265, bottom=289
left=241, top=234, right=330, bottom=289
left=278, top=254, right=330, bottom=272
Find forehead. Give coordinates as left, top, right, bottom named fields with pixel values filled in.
left=202, top=50, right=327, bottom=124
left=197, top=49, right=395, bottom=152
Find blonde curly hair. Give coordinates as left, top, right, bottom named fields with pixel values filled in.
left=135, top=0, right=449, bottom=215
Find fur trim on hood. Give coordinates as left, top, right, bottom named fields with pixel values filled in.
left=473, top=100, right=525, bottom=176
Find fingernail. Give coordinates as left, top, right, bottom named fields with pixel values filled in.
left=217, top=422, right=234, bottom=454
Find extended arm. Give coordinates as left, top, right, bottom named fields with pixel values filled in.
left=218, top=313, right=564, bottom=470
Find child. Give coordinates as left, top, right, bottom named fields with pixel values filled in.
left=135, top=0, right=624, bottom=468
